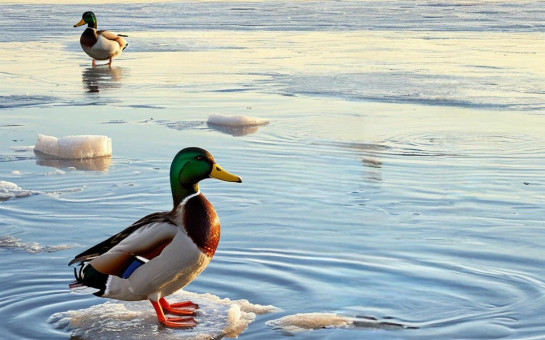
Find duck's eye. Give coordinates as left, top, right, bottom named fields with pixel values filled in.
left=195, top=155, right=204, bottom=161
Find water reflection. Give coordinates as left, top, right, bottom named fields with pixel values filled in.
left=325, top=141, right=386, bottom=183
left=81, top=66, right=124, bottom=93
left=35, top=153, right=112, bottom=172
left=361, top=157, right=382, bottom=182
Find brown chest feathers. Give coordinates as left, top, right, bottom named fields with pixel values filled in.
left=80, top=28, right=98, bottom=48
left=182, top=194, right=220, bottom=257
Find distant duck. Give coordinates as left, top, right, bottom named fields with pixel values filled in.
left=68, top=147, right=242, bottom=328
left=74, top=11, right=128, bottom=66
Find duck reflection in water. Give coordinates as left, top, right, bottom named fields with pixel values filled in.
left=82, top=66, right=124, bottom=93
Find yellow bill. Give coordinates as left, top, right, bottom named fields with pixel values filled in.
left=210, top=163, right=242, bottom=183
left=73, top=19, right=86, bottom=27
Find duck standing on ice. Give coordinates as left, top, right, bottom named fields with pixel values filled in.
left=69, top=147, right=242, bottom=328
left=74, top=11, right=128, bottom=66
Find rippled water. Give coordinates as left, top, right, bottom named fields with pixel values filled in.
left=1, top=1, right=545, bottom=339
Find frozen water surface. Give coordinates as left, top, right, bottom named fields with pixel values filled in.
left=1, top=1, right=545, bottom=340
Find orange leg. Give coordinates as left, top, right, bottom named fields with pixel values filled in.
left=150, top=300, right=197, bottom=328
left=159, top=297, right=198, bottom=315
left=91, top=58, right=96, bottom=67
left=108, top=57, right=113, bottom=66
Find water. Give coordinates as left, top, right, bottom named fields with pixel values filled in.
left=1, top=1, right=545, bottom=339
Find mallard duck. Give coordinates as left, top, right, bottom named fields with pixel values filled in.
left=74, top=11, right=128, bottom=66
left=68, top=147, right=242, bottom=328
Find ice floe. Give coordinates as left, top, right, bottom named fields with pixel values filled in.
left=0, top=180, right=85, bottom=201
left=33, top=134, right=112, bottom=159
left=0, top=235, right=73, bottom=253
left=0, top=180, right=34, bottom=201
left=267, top=312, right=353, bottom=333
left=49, top=290, right=279, bottom=339
left=207, top=114, right=269, bottom=136
left=207, top=113, right=269, bottom=127
left=267, top=312, right=415, bottom=334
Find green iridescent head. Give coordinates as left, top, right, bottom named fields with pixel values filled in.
left=74, top=12, right=97, bottom=29
left=170, top=147, right=242, bottom=206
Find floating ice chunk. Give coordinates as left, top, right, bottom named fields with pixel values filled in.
left=34, top=134, right=112, bottom=159
left=45, top=169, right=66, bottom=176
left=43, top=186, right=86, bottom=199
left=0, top=180, right=21, bottom=191
left=0, top=235, right=73, bottom=253
left=267, top=313, right=353, bottom=333
left=207, top=114, right=269, bottom=127
left=0, top=181, right=84, bottom=201
left=267, top=312, right=415, bottom=334
left=207, top=114, right=269, bottom=136
left=49, top=290, right=278, bottom=339
left=0, top=180, right=33, bottom=201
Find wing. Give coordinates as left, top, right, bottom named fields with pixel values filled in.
left=88, top=221, right=178, bottom=276
left=97, top=30, right=127, bottom=49
left=68, top=212, right=174, bottom=266
left=97, top=30, right=120, bottom=41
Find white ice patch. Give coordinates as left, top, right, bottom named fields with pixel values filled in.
left=267, top=312, right=415, bottom=334
left=0, top=180, right=33, bottom=200
left=49, top=290, right=279, bottom=339
left=34, top=134, right=112, bottom=159
left=267, top=313, right=353, bottom=333
left=0, top=180, right=84, bottom=201
left=0, top=235, right=74, bottom=253
left=207, top=114, right=269, bottom=127
left=45, top=169, right=66, bottom=176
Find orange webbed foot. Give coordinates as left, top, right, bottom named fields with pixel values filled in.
left=159, top=297, right=198, bottom=316
left=151, top=299, right=198, bottom=328
left=160, top=316, right=197, bottom=328
left=171, top=301, right=199, bottom=309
